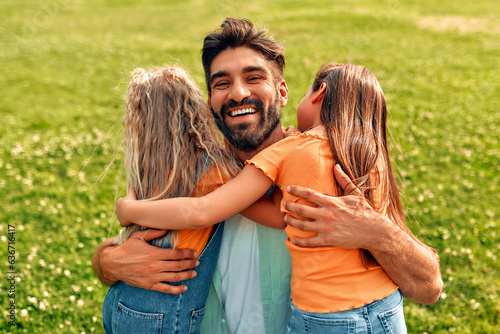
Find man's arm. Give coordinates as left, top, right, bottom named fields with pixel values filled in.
left=92, top=229, right=199, bottom=294
left=283, top=165, right=443, bottom=305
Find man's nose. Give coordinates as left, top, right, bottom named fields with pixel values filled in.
left=228, top=80, right=251, bottom=102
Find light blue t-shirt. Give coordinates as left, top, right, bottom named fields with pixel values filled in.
left=201, top=215, right=292, bottom=334
left=218, top=214, right=265, bottom=333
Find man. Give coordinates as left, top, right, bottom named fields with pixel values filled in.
left=93, top=17, right=442, bottom=333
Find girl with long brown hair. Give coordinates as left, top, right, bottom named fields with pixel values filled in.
left=102, top=65, right=283, bottom=334
left=117, top=63, right=414, bottom=333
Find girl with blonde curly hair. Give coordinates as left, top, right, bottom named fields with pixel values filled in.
left=102, top=65, right=283, bottom=334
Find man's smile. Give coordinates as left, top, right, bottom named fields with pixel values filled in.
left=228, top=107, right=259, bottom=117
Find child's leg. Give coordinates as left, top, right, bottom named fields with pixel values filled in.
left=286, top=290, right=406, bottom=334
left=102, top=223, right=224, bottom=334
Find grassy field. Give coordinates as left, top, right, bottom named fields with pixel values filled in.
left=1, top=0, right=498, bottom=333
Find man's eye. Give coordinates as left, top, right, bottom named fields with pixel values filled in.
left=248, top=76, right=262, bottom=82
left=214, top=81, right=229, bottom=88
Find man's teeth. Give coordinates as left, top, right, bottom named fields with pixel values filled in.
left=229, top=108, right=257, bottom=117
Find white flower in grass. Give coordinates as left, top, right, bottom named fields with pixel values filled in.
left=20, top=309, right=28, bottom=317
left=27, top=297, right=37, bottom=304
left=471, top=299, right=481, bottom=309
left=77, top=299, right=84, bottom=307
left=69, top=295, right=75, bottom=302
left=64, top=269, right=71, bottom=277
left=39, top=301, right=47, bottom=311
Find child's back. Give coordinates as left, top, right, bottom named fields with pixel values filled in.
left=248, top=131, right=398, bottom=313
left=103, top=65, right=235, bottom=334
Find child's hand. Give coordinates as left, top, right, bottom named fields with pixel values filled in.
left=116, top=187, right=138, bottom=227
left=282, top=125, right=300, bottom=138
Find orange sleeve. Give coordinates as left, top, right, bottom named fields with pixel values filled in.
left=245, top=136, right=299, bottom=184
left=192, top=165, right=232, bottom=197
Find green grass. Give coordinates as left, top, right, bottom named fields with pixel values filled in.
left=1, top=0, right=498, bottom=332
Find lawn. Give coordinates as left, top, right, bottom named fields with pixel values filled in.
left=0, top=0, right=498, bottom=333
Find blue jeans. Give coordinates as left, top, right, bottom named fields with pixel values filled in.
left=102, top=222, right=224, bottom=334
left=286, top=290, right=406, bottom=334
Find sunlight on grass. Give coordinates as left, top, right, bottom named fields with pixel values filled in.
left=1, top=0, right=499, bottom=333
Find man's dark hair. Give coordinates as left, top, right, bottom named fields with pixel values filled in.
left=202, top=17, right=285, bottom=92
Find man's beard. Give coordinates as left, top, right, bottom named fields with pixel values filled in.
left=211, top=93, right=281, bottom=152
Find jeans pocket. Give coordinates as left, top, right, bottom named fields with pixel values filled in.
left=187, top=305, right=206, bottom=334
left=114, top=302, right=163, bottom=334
left=377, top=297, right=407, bottom=334
left=303, top=314, right=356, bottom=334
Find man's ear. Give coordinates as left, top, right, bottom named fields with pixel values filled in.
left=311, top=82, right=326, bottom=104
left=207, top=92, right=211, bottom=108
left=278, top=79, right=289, bottom=107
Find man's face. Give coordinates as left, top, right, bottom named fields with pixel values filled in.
left=208, top=47, right=288, bottom=152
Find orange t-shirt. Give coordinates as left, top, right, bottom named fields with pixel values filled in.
left=247, top=132, right=398, bottom=313
left=157, top=165, right=230, bottom=257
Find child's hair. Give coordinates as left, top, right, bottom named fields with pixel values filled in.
left=118, top=65, right=239, bottom=244
left=313, top=62, right=421, bottom=265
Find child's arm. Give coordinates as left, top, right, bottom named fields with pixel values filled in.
left=116, top=165, right=284, bottom=230
left=240, top=187, right=285, bottom=229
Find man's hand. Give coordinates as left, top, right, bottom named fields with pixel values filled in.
left=115, top=187, right=137, bottom=227
left=93, top=229, right=199, bottom=295
left=283, top=164, right=443, bottom=305
left=283, top=164, right=381, bottom=249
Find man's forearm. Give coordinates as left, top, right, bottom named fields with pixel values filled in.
left=369, top=217, right=443, bottom=305
left=92, top=237, right=120, bottom=287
